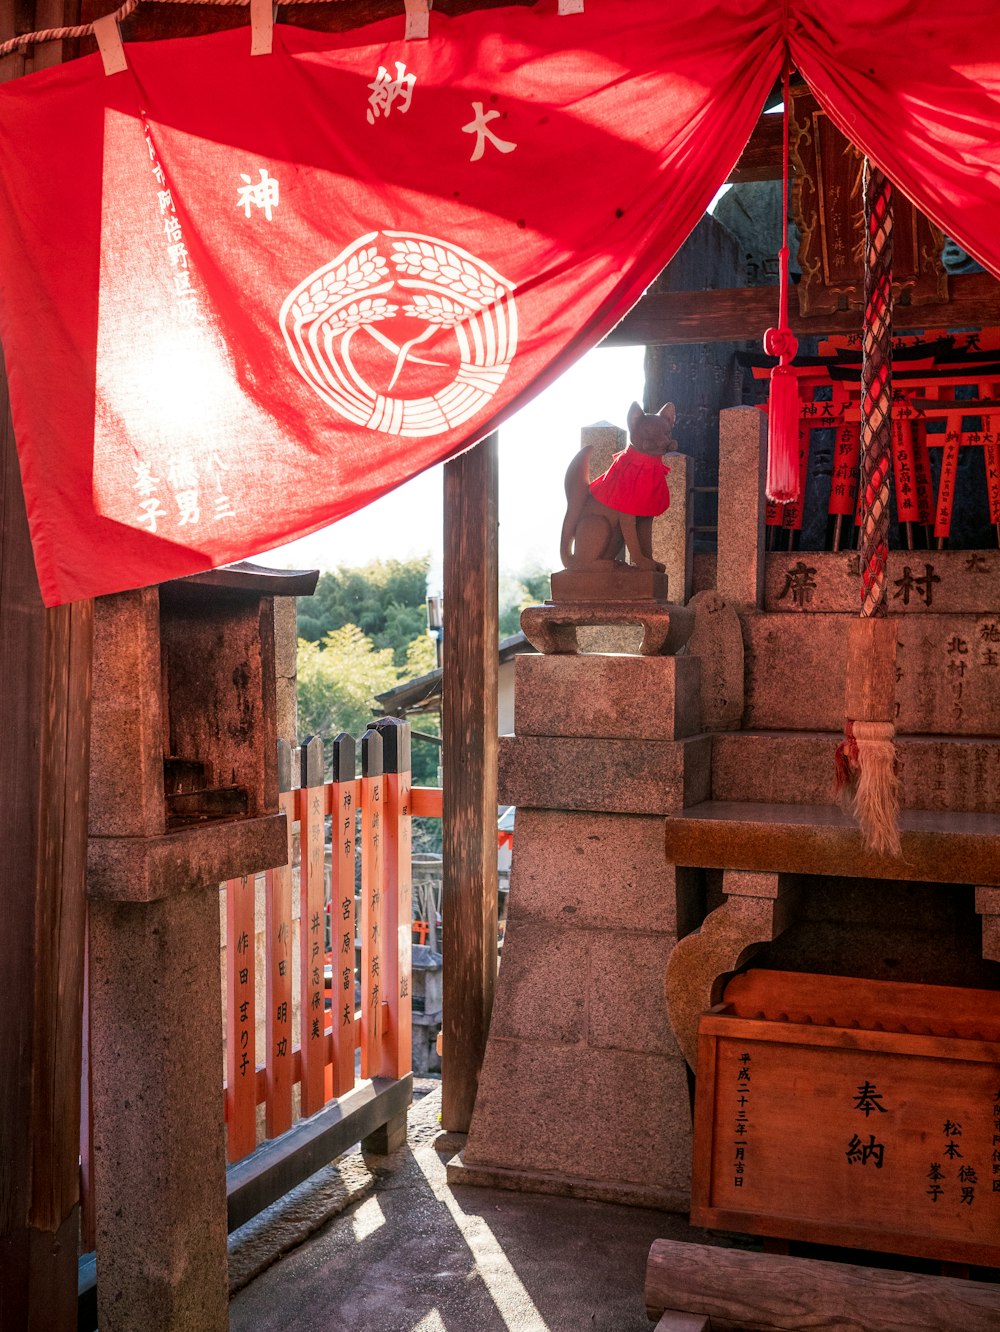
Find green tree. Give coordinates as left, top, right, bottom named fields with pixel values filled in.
left=297, top=624, right=399, bottom=751
left=298, top=557, right=431, bottom=661
left=499, top=567, right=550, bottom=637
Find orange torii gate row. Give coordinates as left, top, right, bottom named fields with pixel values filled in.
left=747, top=330, right=1000, bottom=549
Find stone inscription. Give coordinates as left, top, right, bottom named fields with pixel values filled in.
left=765, top=550, right=1000, bottom=615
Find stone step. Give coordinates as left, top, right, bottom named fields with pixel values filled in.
left=711, top=730, right=1000, bottom=815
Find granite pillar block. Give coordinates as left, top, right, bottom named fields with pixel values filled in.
left=89, top=887, right=229, bottom=1332
left=717, top=407, right=767, bottom=610
left=654, top=450, right=694, bottom=605
left=512, top=652, right=701, bottom=741
left=587, top=931, right=681, bottom=1058
left=507, top=810, right=680, bottom=933
left=459, top=1039, right=691, bottom=1210
left=488, top=925, right=589, bottom=1045
left=498, top=733, right=710, bottom=814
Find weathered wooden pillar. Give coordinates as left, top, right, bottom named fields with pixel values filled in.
left=0, top=334, right=92, bottom=1329
left=442, top=433, right=499, bottom=1133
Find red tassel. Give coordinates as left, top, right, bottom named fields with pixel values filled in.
left=762, top=59, right=800, bottom=505
left=765, top=353, right=800, bottom=502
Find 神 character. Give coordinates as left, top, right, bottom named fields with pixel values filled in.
left=560, top=400, right=675, bottom=571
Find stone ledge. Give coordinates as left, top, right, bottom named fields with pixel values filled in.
left=88, top=813, right=288, bottom=902
left=499, top=734, right=711, bottom=814
left=664, top=800, right=1000, bottom=885
left=513, top=652, right=701, bottom=741
left=447, top=1155, right=690, bottom=1214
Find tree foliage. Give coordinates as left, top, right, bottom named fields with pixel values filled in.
left=297, top=625, right=399, bottom=747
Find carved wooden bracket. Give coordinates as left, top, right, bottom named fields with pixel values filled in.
left=665, top=870, right=798, bottom=1068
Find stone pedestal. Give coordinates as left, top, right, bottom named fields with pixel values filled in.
left=451, top=653, right=703, bottom=1210
left=89, top=891, right=230, bottom=1332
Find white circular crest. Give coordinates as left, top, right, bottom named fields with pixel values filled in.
left=279, top=230, right=518, bottom=438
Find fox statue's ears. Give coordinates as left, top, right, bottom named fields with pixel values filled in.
left=627, top=400, right=676, bottom=433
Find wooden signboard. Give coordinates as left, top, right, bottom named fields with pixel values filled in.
left=692, top=971, right=1000, bottom=1267
left=790, top=88, right=948, bottom=317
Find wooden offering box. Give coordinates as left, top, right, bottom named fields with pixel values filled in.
left=691, top=971, right=1000, bottom=1267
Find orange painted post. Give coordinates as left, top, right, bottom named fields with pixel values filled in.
left=264, top=739, right=294, bottom=1138
left=329, top=734, right=358, bottom=1097
left=299, top=736, right=327, bottom=1118
left=368, top=719, right=413, bottom=1080
left=360, top=729, right=384, bottom=1081
left=410, top=786, right=443, bottom=818
left=225, top=871, right=257, bottom=1162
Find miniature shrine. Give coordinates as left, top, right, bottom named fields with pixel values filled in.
left=3, top=3, right=1000, bottom=1332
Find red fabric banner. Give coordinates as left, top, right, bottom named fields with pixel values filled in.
left=4, top=1, right=1000, bottom=603
left=0, top=3, right=780, bottom=604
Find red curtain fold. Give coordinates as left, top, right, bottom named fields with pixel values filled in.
left=2, top=1, right=1000, bottom=605
left=0, top=2, right=780, bottom=605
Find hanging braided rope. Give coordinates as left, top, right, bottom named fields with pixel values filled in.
left=836, top=156, right=901, bottom=856
left=859, top=159, right=894, bottom=619
left=0, top=0, right=352, bottom=59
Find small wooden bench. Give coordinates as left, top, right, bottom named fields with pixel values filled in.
left=664, top=799, right=1000, bottom=886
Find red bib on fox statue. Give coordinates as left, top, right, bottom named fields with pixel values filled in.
left=590, top=449, right=671, bottom=518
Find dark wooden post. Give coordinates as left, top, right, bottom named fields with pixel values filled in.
left=0, top=304, right=93, bottom=1327
left=442, top=433, right=499, bottom=1133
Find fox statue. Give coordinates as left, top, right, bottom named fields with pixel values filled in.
left=559, top=400, right=675, bottom=572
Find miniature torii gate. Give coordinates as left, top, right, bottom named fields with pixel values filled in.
left=752, top=330, right=1000, bottom=549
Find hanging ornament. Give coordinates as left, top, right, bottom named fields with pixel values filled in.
left=834, top=157, right=901, bottom=856
left=764, top=60, right=800, bottom=504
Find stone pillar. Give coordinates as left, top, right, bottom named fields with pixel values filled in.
left=450, top=653, right=706, bottom=1210
left=89, top=892, right=229, bottom=1332
left=654, top=450, right=694, bottom=605
left=717, top=407, right=767, bottom=609
left=273, top=596, right=299, bottom=746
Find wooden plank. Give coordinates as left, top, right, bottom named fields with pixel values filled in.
left=298, top=737, right=327, bottom=1118
left=329, top=736, right=357, bottom=1098
left=410, top=785, right=443, bottom=818
left=604, top=274, right=1000, bottom=347
left=360, top=730, right=385, bottom=1081
left=645, top=1239, right=1000, bottom=1331
left=0, top=67, right=92, bottom=1315
left=264, top=741, right=294, bottom=1139
left=442, top=432, right=499, bottom=1133
left=727, top=110, right=782, bottom=183
left=369, top=719, right=413, bottom=1080
left=225, top=873, right=257, bottom=1162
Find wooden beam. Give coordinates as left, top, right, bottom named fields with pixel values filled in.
left=605, top=273, right=1000, bottom=347
left=441, top=433, right=499, bottom=1134
left=645, top=1239, right=1000, bottom=1331
left=0, top=323, right=93, bottom=1331
left=727, top=111, right=782, bottom=183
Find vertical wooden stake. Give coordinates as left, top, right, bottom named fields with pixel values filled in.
left=264, top=739, right=294, bottom=1138
left=299, top=735, right=326, bottom=1117
left=360, top=730, right=385, bottom=1080
left=0, top=322, right=92, bottom=1330
left=442, top=433, right=499, bottom=1133
left=329, top=733, right=357, bottom=1097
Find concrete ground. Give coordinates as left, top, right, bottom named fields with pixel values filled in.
left=229, top=1082, right=709, bottom=1332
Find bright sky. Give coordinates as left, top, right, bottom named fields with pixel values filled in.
left=262, top=342, right=647, bottom=594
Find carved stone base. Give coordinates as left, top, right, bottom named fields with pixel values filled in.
left=520, top=600, right=694, bottom=656
left=550, top=567, right=669, bottom=602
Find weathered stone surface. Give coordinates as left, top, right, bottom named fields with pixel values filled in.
left=581, top=422, right=626, bottom=481
left=711, top=730, right=1000, bottom=814
left=498, top=733, right=711, bottom=814
left=742, top=610, right=1000, bottom=736
left=90, top=886, right=229, bottom=1332
left=89, top=588, right=165, bottom=838
left=663, top=800, right=1000, bottom=886
left=654, top=451, right=694, bottom=605
left=587, top=931, right=681, bottom=1057
left=273, top=596, right=299, bottom=745
left=764, top=548, right=1000, bottom=615
left=685, top=590, right=744, bottom=730
left=88, top=813, right=288, bottom=903
left=665, top=883, right=797, bottom=1067
left=489, top=925, right=588, bottom=1045
left=549, top=568, right=669, bottom=602
left=520, top=600, right=693, bottom=656
left=716, top=407, right=766, bottom=609
left=512, top=652, right=701, bottom=741
left=506, top=810, right=678, bottom=933
left=463, top=1038, right=691, bottom=1202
